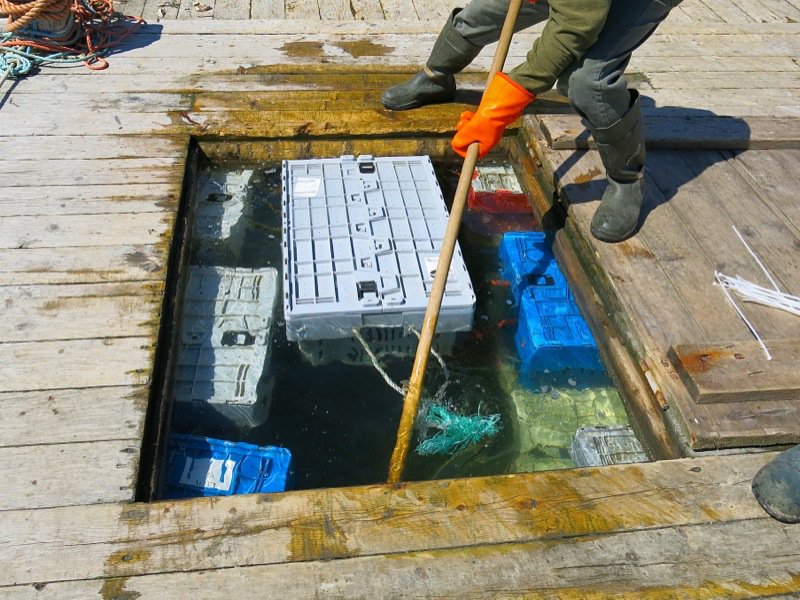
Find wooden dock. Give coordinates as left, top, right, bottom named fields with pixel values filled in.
left=1, top=1, right=800, bottom=596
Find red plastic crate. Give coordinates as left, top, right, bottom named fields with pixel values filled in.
left=467, top=165, right=530, bottom=214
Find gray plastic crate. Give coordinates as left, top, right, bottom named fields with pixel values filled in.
left=194, top=169, right=253, bottom=241
left=172, top=266, right=279, bottom=433
left=570, top=426, right=649, bottom=467
left=281, top=155, right=475, bottom=341
left=297, top=327, right=457, bottom=367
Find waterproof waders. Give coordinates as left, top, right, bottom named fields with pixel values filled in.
left=589, top=90, right=646, bottom=243
left=381, top=9, right=482, bottom=111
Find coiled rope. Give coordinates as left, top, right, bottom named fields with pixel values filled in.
left=1, top=0, right=143, bottom=83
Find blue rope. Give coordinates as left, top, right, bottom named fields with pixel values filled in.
left=0, top=31, right=99, bottom=80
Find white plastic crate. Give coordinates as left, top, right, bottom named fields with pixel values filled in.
left=172, top=265, right=279, bottom=432
left=194, top=169, right=253, bottom=241
left=281, top=155, right=475, bottom=341
left=570, top=426, right=648, bottom=467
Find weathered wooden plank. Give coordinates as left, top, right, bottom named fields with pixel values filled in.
left=112, top=0, right=146, bottom=17
left=0, top=158, right=184, bottom=187
left=13, top=53, right=795, bottom=92
left=0, top=440, right=140, bottom=510
left=682, top=0, right=726, bottom=23
left=669, top=340, right=800, bottom=404
left=729, top=0, right=788, bottom=22
left=0, top=337, right=152, bottom=392
left=0, top=212, right=174, bottom=249
left=141, top=0, right=182, bottom=22
left=191, top=88, right=384, bottom=110
left=0, top=282, right=163, bottom=342
left=198, top=137, right=453, bottom=166
left=0, top=92, right=189, bottom=113
left=758, top=0, right=800, bottom=20
left=0, top=245, right=168, bottom=286
left=630, top=53, right=800, bottom=73
left=104, top=31, right=798, bottom=61
left=212, top=0, right=250, bottom=19
left=318, top=0, right=352, bottom=19
left=699, top=0, right=756, bottom=23
left=103, top=18, right=797, bottom=35
left=250, top=0, right=285, bottom=19
left=284, top=0, right=319, bottom=19
left=348, top=0, right=384, bottom=20
left=0, top=112, right=177, bottom=137
left=532, top=114, right=800, bottom=151
left=3, top=518, right=798, bottom=599
left=645, top=70, right=800, bottom=89
left=0, top=184, right=180, bottom=217
left=411, top=0, right=450, bottom=20
left=731, top=149, right=800, bottom=231
left=644, top=151, right=800, bottom=340
left=639, top=90, right=800, bottom=118
left=0, top=386, right=147, bottom=447
left=0, top=452, right=776, bottom=586
left=174, top=0, right=209, bottom=19
left=0, top=135, right=186, bottom=160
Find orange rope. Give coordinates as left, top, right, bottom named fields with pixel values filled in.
left=1, top=0, right=72, bottom=33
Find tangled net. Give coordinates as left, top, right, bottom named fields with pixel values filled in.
left=353, top=327, right=501, bottom=456
left=0, top=0, right=143, bottom=80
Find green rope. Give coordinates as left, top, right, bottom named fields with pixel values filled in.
left=351, top=326, right=501, bottom=456
left=416, top=404, right=500, bottom=456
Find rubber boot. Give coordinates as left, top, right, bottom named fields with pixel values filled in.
left=590, top=90, right=646, bottom=243
left=381, top=9, right=482, bottom=111
left=752, top=444, right=800, bottom=524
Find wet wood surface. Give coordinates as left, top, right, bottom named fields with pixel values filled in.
left=1, top=0, right=799, bottom=596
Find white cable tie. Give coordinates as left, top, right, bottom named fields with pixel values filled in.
left=731, top=225, right=782, bottom=292
left=717, top=273, right=800, bottom=317
left=714, top=271, right=772, bottom=360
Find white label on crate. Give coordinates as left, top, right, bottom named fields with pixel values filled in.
left=423, top=256, right=457, bottom=279
left=180, top=457, right=236, bottom=492
left=293, top=177, right=322, bottom=198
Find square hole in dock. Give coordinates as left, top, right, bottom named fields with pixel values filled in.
left=139, top=139, right=645, bottom=501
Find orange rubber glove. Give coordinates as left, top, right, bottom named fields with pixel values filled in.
left=451, top=72, right=535, bottom=158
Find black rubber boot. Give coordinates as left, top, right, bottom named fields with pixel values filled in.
left=752, top=444, right=800, bottom=524
left=381, top=9, right=482, bottom=111
left=590, top=90, right=646, bottom=243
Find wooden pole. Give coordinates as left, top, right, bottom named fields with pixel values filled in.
left=387, top=0, right=525, bottom=483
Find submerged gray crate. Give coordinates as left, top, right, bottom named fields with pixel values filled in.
left=282, top=155, right=475, bottom=341
left=297, top=327, right=457, bottom=367
left=172, top=266, right=279, bottom=432
left=570, top=426, right=649, bottom=467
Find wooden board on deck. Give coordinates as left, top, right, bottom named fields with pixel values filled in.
left=523, top=118, right=800, bottom=450
left=669, top=340, right=800, bottom=404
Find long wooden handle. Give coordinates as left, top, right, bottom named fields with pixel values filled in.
left=387, top=0, right=525, bottom=483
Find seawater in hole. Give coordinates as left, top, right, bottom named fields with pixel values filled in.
left=164, top=157, right=634, bottom=493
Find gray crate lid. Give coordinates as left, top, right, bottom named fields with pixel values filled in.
left=282, top=155, right=475, bottom=341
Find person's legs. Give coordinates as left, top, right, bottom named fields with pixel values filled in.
left=381, top=0, right=548, bottom=111
left=558, top=0, right=681, bottom=242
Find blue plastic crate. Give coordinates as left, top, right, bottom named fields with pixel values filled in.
left=499, top=232, right=566, bottom=304
left=515, top=287, right=604, bottom=374
left=163, top=434, right=291, bottom=498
